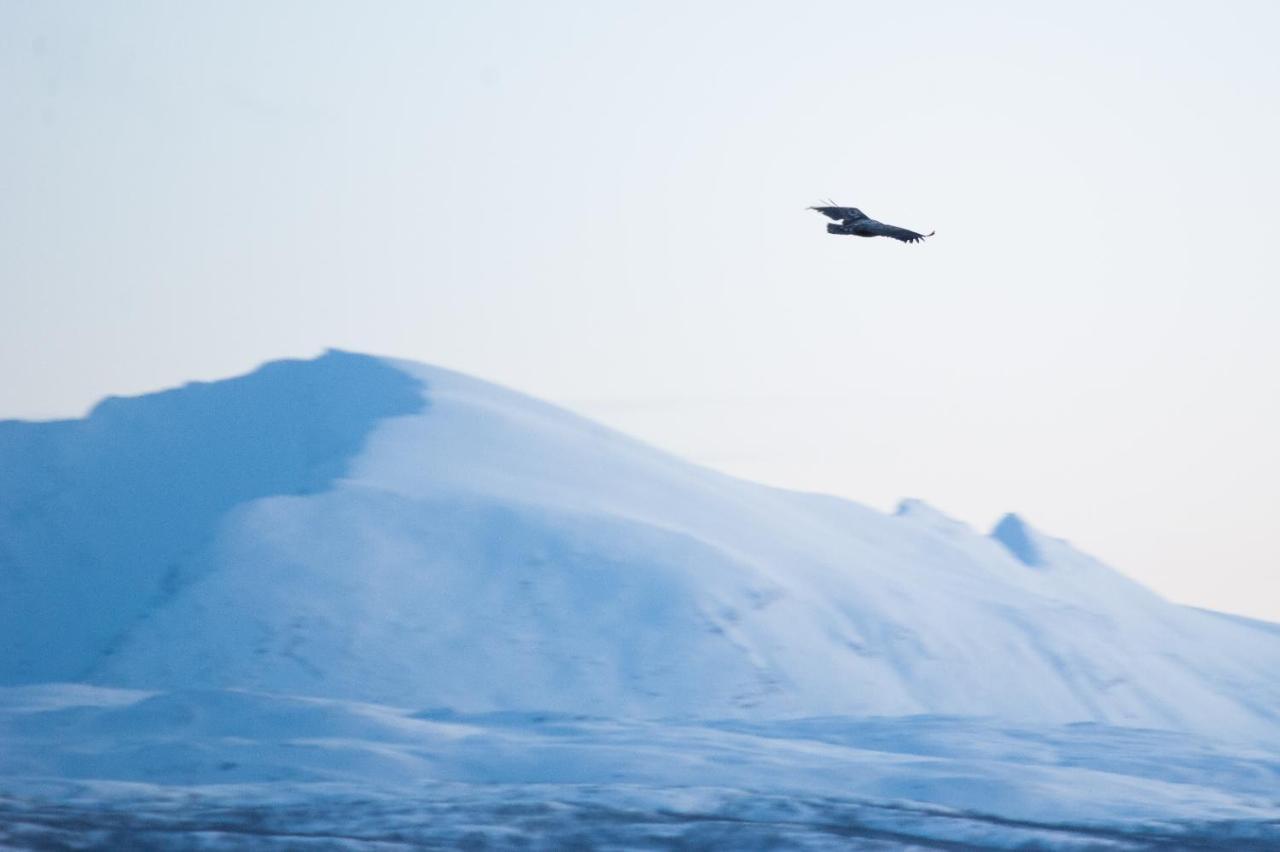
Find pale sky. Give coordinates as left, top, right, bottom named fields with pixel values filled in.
left=2, top=1, right=1278, bottom=620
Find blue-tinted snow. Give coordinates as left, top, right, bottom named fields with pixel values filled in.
left=0, top=350, right=423, bottom=683
left=992, top=513, right=1044, bottom=567
left=4, top=352, right=1280, bottom=736
left=2, top=352, right=1279, bottom=847
left=0, top=685, right=1276, bottom=849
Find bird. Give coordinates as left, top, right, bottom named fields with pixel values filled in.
left=809, top=200, right=934, bottom=244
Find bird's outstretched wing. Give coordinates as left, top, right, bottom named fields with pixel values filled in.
left=809, top=205, right=862, bottom=222
left=865, top=221, right=935, bottom=243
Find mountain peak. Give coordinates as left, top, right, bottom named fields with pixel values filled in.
left=991, top=513, right=1043, bottom=567
left=0, top=350, right=425, bottom=684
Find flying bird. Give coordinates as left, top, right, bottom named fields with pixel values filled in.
left=809, top=201, right=934, bottom=244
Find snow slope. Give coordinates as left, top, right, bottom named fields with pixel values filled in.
left=2, top=350, right=1279, bottom=739
left=0, top=351, right=423, bottom=684
left=2, top=684, right=1278, bottom=850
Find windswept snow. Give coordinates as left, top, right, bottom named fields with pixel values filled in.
left=0, top=685, right=1278, bottom=850
left=2, top=350, right=1279, bottom=847
left=0, top=351, right=423, bottom=685
left=2, top=351, right=1279, bottom=738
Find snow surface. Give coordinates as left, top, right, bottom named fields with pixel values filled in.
left=4, top=350, right=1273, bottom=734
left=1, top=685, right=1278, bottom=849
left=0, top=351, right=422, bottom=685
left=2, top=350, right=1279, bottom=847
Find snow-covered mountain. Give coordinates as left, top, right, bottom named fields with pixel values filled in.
left=3, top=350, right=1279, bottom=740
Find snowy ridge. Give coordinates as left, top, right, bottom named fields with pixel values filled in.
left=3, top=351, right=1280, bottom=847
left=2, top=351, right=1279, bottom=739
left=0, top=351, right=424, bottom=684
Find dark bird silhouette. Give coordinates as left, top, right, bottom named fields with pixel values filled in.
left=809, top=201, right=934, bottom=244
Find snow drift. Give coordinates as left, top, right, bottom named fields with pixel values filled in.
left=2, top=350, right=1279, bottom=740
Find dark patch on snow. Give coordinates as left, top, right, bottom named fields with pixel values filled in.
left=3, top=786, right=1278, bottom=851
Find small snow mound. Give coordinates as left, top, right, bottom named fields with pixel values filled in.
left=893, top=498, right=973, bottom=537
left=992, top=513, right=1043, bottom=567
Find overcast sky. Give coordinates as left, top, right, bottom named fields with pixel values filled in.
left=3, top=1, right=1278, bottom=620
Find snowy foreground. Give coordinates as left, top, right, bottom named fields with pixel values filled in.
left=2, top=685, right=1278, bottom=850
left=2, top=351, right=1280, bottom=848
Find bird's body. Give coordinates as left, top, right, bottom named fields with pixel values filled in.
left=809, top=203, right=934, bottom=244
